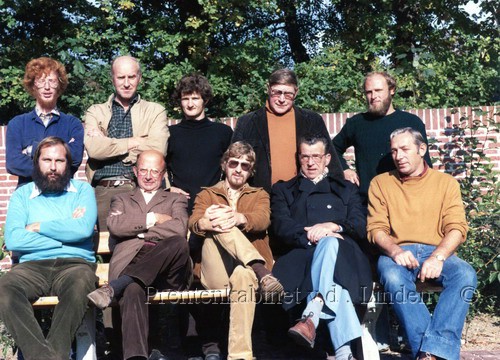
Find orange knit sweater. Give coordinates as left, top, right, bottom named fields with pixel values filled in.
left=367, top=168, right=468, bottom=246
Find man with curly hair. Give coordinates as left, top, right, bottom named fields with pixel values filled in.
left=167, top=73, right=233, bottom=213
left=6, top=57, right=84, bottom=186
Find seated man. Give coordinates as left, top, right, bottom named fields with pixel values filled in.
left=0, top=136, right=97, bottom=360
left=271, top=134, right=372, bottom=360
left=87, top=149, right=191, bottom=360
left=189, top=141, right=284, bottom=360
left=367, top=127, right=477, bottom=360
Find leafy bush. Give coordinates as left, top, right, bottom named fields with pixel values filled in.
left=430, top=108, right=499, bottom=314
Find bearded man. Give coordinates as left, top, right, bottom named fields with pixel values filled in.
left=332, top=71, right=432, bottom=206
left=0, top=136, right=97, bottom=360
left=6, top=57, right=84, bottom=186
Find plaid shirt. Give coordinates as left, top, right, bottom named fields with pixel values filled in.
left=93, top=95, right=138, bottom=181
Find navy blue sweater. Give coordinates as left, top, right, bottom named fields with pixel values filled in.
left=6, top=109, right=84, bottom=185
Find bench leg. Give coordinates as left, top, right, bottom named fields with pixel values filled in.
left=75, top=308, right=97, bottom=360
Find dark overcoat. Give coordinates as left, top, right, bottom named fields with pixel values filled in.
left=232, top=106, right=345, bottom=193
left=271, top=174, right=372, bottom=310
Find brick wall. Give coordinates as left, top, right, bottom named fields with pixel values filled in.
left=0, top=105, right=497, bottom=226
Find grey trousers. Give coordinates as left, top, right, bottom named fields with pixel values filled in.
left=0, top=258, right=97, bottom=360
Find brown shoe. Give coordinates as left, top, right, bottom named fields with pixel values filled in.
left=288, top=313, right=316, bottom=348
left=87, top=284, right=114, bottom=310
left=259, top=274, right=284, bottom=303
left=418, top=352, right=436, bottom=360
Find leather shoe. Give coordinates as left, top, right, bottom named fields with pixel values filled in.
left=288, top=315, right=316, bottom=348
left=259, top=274, right=284, bottom=303
left=149, top=349, right=169, bottom=360
left=87, top=284, right=114, bottom=310
left=205, top=354, right=221, bottom=360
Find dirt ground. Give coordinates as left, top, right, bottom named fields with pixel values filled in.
left=0, top=313, right=498, bottom=359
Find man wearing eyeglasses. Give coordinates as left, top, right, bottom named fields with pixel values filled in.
left=83, top=55, right=169, bottom=232
left=6, top=57, right=84, bottom=186
left=232, top=68, right=344, bottom=193
left=271, top=134, right=371, bottom=360
left=189, top=141, right=284, bottom=360
left=87, top=149, right=191, bottom=360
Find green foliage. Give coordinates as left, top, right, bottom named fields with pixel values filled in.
left=1, top=1, right=498, bottom=123
left=431, top=108, right=499, bottom=314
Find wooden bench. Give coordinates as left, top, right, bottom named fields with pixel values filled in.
left=3, top=231, right=229, bottom=360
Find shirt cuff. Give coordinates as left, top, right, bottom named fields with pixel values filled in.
left=146, top=212, right=156, bottom=229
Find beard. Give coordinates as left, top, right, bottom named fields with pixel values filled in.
left=36, top=95, right=58, bottom=111
left=32, top=166, right=72, bottom=193
left=367, top=95, right=392, bottom=117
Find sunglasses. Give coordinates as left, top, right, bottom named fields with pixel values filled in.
left=227, top=160, right=252, bottom=172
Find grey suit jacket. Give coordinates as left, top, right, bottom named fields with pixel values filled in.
left=107, top=187, right=188, bottom=281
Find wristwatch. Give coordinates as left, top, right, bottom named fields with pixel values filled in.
left=434, top=254, right=446, bottom=261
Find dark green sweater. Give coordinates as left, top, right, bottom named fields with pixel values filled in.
left=332, top=110, right=432, bottom=203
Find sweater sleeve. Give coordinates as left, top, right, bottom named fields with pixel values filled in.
left=441, top=178, right=468, bottom=239
left=66, top=116, right=85, bottom=170
left=5, top=190, right=63, bottom=252
left=5, top=117, right=33, bottom=178
left=366, top=176, right=391, bottom=243
left=38, top=182, right=97, bottom=242
left=332, top=118, right=354, bottom=170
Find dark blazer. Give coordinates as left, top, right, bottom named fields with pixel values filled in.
left=232, top=106, right=344, bottom=193
left=271, top=174, right=372, bottom=310
left=106, top=188, right=188, bottom=282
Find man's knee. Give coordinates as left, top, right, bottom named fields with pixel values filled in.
left=377, top=257, right=409, bottom=288
left=229, top=266, right=257, bottom=291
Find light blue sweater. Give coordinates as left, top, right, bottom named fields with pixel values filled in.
left=5, top=179, right=97, bottom=263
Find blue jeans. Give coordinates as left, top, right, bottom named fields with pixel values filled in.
left=308, top=236, right=362, bottom=350
left=377, top=244, right=477, bottom=360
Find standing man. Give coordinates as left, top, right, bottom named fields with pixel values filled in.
left=167, top=73, right=233, bottom=213
left=367, top=127, right=476, bottom=360
left=87, top=150, right=191, bottom=360
left=6, top=57, right=84, bottom=186
left=189, top=141, right=283, bottom=360
left=271, top=134, right=371, bottom=360
left=232, top=68, right=344, bottom=193
left=166, top=74, right=233, bottom=360
left=332, top=71, right=432, bottom=205
left=83, top=55, right=169, bottom=231
left=0, top=137, right=97, bottom=360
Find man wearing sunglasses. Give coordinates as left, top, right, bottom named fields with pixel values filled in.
left=189, top=141, right=284, bottom=360
left=87, top=149, right=191, bottom=360
left=232, top=68, right=344, bottom=194
left=6, top=57, right=84, bottom=186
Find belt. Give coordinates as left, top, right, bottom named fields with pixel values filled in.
left=98, top=179, right=135, bottom=187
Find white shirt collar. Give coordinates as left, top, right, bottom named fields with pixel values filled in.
left=29, top=181, right=77, bottom=199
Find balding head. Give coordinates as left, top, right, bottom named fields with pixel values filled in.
left=134, top=150, right=166, bottom=192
